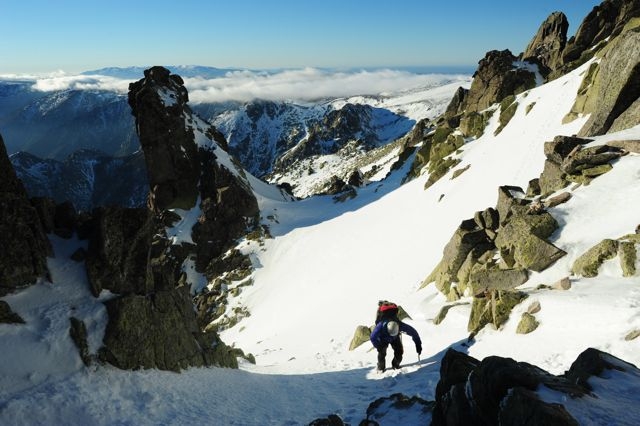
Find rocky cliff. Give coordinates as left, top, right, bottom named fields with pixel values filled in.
left=85, top=66, right=260, bottom=371
left=0, top=133, right=51, bottom=296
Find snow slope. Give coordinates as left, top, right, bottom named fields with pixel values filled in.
left=1, top=60, right=639, bottom=425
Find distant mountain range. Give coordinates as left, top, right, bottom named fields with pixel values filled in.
left=3, top=73, right=466, bottom=207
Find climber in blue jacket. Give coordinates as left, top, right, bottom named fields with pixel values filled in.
left=370, top=318, right=421, bottom=372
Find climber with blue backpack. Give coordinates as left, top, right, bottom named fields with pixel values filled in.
left=370, top=300, right=422, bottom=372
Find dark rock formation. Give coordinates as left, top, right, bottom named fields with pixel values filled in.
left=465, top=50, right=537, bottom=114
left=0, top=300, right=25, bottom=324
left=431, top=347, right=640, bottom=426
left=128, top=66, right=201, bottom=211
left=69, top=317, right=91, bottom=366
left=522, top=12, right=569, bottom=75
left=442, top=87, right=469, bottom=127
left=362, top=393, right=435, bottom=425
left=84, top=206, right=156, bottom=296
left=308, top=414, right=346, bottom=426
left=0, top=133, right=51, bottom=296
left=86, top=66, right=260, bottom=371
left=128, top=66, right=259, bottom=272
left=99, top=286, right=238, bottom=371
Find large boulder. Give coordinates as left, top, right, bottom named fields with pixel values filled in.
left=495, top=213, right=566, bottom=272
left=522, top=12, right=569, bottom=75
left=572, top=238, right=619, bottom=277
left=422, top=219, right=493, bottom=294
left=0, top=133, right=51, bottom=295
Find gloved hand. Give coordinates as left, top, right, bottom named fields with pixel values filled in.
left=416, top=344, right=422, bottom=355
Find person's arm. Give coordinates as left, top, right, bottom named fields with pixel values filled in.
left=400, top=322, right=422, bottom=353
left=370, top=322, right=384, bottom=348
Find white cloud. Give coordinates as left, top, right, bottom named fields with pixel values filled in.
left=31, top=74, right=130, bottom=93
left=185, top=68, right=469, bottom=103
left=4, top=68, right=469, bottom=103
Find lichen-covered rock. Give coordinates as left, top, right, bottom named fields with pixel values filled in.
left=422, top=219, right=492, bottom=293
left=0, top=134, right=51, bottom=296
left=495, top=185, right=527, bottom=224
left=572, top=238, right=619, bottom=277
left=619, top=241, right=637, bottom=276
left=494, top=95, right=519, bottom=135
left=543, top=136, right=592, bottom=164
left=539, top=160, right=569, bottom=196
left=128, top=67, right=200, bottom=210
left=604, top=139, right=640, bottom=153
left=468, top=268, right=529, bottom=296
left=560, top=1, right=635, bottom=70
left=495, top=213, right=566, bottom=272
left=468, top=291, right=528, bottom=333
left=578, top=28, right=640, bottom=136
left=459, top=111, right=489, bottom=138
left=516, top=312, right=540, bottom=334
left=560, top=145, right=624, bottom=174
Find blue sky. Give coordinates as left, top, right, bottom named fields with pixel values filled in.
left=2, top=0, right=602, bottom=74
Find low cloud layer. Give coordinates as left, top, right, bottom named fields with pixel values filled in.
left=3, top=68, right=469, bottom=103
left=185, top=68, right=469, bottom=103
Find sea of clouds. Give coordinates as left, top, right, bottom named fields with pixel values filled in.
left=1, top=68, right=470, bottom=103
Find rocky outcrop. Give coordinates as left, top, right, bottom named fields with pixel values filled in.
left=82, top=67, right=263, bottom=371
left=129, top=66, right=259, bottom=272
left=100, top=286, right=237, bottom=371
left=522, top=12, right=569, bottom=75
left=423, top=185, right=565, bottom=296
left=561, top=0, right=640, bottom=68
left=432, top=347, right=640, bottom=426
left=464, top=50, right=536, bottom=114
left=0, top=133, right=51, bottom=296
left=538, top=136, right=625, bottom=193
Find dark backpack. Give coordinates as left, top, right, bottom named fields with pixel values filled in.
left=375, top=300, right=399, bottom=325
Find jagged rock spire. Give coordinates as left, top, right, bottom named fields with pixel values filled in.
left=128, top=66, right=201, bottom=211
left=522, top=11, right=569, bottom=74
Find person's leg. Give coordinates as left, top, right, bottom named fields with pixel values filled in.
left=391, top=337, right=404, bottom=369
left=377, top=344, right=388, bottom=371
